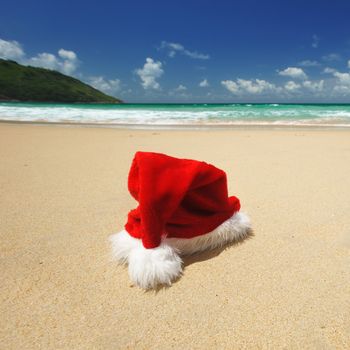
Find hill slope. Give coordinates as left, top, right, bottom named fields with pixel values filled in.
left=0, top=59, right=122, bottom=103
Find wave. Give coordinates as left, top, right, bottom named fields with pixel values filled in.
left=1, top=103, right=350, bottom=126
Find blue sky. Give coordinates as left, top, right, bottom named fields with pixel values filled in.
left=1, top=0, right=350, bottom=102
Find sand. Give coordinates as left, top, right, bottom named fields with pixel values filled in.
left=0, top=122, right=349, bottom=349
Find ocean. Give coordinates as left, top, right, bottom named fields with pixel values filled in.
left=1, top=102, right=350, bottom=127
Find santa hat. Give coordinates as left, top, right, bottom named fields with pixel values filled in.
left=110, top=151, right=251, bottom=289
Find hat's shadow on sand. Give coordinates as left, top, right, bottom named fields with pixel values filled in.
left=183, top=228, right=255, bottom=269
left=149, top=228, right=254, bottom=293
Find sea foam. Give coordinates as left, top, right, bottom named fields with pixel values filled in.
left=1, top=103, right=350, bottom=127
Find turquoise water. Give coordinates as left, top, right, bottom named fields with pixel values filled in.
left=1, top=102, right=350, bottom=126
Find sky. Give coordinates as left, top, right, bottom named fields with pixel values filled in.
left=1, top=0, right=350, bottom=103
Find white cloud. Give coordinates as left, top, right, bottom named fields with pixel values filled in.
left=87, top=76, right=121, bottom=95
left=58, top=48, right=77, bottom=61
left=28, top=53, right=59, bottom=70
left=278, top=67, right=307, bottom=79
left=221, top=80, right=239, bottom=94
left=28, top=48, right=79, bottom=75
left=222, top=79, right=277, bottom=95
left=238, top=79, right=276, bottom=94
left=323, top=67, right=336, bottom=74
left=199, top=79, right=209, bottom=87
left=324, top=67, right=350, bottom=85
left=222, top=77, right=326, bottom=96
left=324, top=68, right=350, bottom=95
left=0, top=38, right=25, bottom=60
left=169, top=84, right=189, bottom=97
left=160, top=41, right=210, bottom=60
left=299, top=60, right=320, bottom=67
left=312, top=34, right=320, bottom=48
left=322, top=53, right=341, bottom=62
left=166, top=42, right=184, bottom=51
left=136, top=57, right=164, bottom=90
left=185, top=51, right=210, bottom=60
left=348, top=60, right=350, bottom=69
left=58, top=49, right=79, bottom=75
left=175, top=84, right=187, bottom=91
left=284, top=81, right=301, bottom=92
left=302, top=80, right=324, bottom=92
left=333, top=85, right=350, bottom=94
left=60, top=60, right=78, bottom=75
left=333, top=71, right=350, bottom=85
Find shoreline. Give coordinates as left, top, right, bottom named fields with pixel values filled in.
left=1, top=119, right=350, bottom=130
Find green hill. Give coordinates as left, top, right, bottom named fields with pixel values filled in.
left=0, top=59, right=122, bottom=103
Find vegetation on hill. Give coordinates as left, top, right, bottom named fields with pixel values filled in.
left=0, top=59, right=122, bottom=103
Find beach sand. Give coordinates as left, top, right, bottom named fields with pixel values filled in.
left=1, top=122, right=349, bottom=349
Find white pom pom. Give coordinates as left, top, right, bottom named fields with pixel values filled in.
left=110, top=231, right=183, bottom=289
left=128, top=243, right=183, bottom=290
left=109, top=230, right=140, bottom=264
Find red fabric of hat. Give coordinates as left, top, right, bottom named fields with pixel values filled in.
left=125, top=152, right=241, bottom=249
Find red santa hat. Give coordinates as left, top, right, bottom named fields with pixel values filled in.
left=110, top=151, right=251, bottom=289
